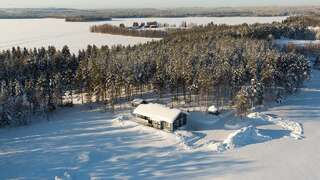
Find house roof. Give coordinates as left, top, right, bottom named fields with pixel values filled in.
left=208, top=105, right=218, bottom=113
left=133, top=103, right=182, bottom=123
left=131, top=98, right=146, bottom=104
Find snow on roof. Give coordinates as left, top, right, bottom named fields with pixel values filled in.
left=208, top=105, right=218, bottom=113
left=132, top=98, right=146, bottom=104
left=133, top=103, right=182, bottom=123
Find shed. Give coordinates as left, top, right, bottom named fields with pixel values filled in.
left=133, top=103, right=187, bottom=132
left=208, top=105, right=219, bottom=115
left=131, top=98, right=148, bottom=107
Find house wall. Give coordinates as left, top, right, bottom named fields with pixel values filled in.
left=134, top=113, right=186, bottom=132
left=172, top=114, right=187, bottom=131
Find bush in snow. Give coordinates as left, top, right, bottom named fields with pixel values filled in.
left=0, top=95, right=29, bottom=127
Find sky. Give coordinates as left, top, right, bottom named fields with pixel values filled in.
left=2, top=0, right=320, bottom=9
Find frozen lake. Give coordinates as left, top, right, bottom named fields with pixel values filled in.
left=0, top=16, right=287, bottom=53
left=109, top=16, right=288, bottom=27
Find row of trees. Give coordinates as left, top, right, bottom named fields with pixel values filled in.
left=65, top=16, right=112, bottom=22
left=90, top=20, right=317, bottom=40
left=174, top=22, right=317, bottom=40
left=0, top=19, right=311, bottom=127
left=90, top=24, right=167, bottom=38
left=283, top=16, right=320, bottom=27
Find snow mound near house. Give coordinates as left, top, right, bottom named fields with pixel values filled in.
left=209, top=126, right=271, bottom=152
left=248, top=112, right=304, bottom=139
left=208, top=105, right=218, bottom=113
left=111, top=115, right=132, bottom=127
left=174, top=130, right=204, bottom=150
left=222, top=126, right=271, bottom=149
left=175, top=126, right=271, bottom=152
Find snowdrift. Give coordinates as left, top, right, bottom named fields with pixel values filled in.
left=248, top=112, right=304, bottom=139
left=221, top=126, right=271, bottom=150
left=207, top=126, right=271, bottom=152
left=111, top=110, right=303, bottom=154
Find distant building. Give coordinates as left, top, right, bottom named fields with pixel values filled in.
left=140, top=22, right=146, bottom=28
left=119, top=23, right=125, bottom=28
left=147, top=21, right=158, bottom=26
left=133, top=103, right=187, bottom=132
left=145, top=21, right=159, bottom=28
left=133, top=22, right=139, bottom=27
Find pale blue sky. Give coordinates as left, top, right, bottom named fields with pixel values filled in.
left=2, top=0, right=320, bottom=9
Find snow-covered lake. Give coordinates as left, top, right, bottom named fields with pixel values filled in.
left=0, top=18, right=158, bottom=53
left=0, top=16, right=287, bottom=53
left=275, top=39, right=320, bottom=47
left=109, top=16, right=288, bottom=27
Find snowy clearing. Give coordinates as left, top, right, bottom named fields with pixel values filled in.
left=1, top=69, right=320, bottom=179
left=248, top=112, right=304, bottom=139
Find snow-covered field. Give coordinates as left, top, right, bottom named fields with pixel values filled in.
left=0, top=16, right=287, bottom=53
left=2, top=68, right=320, bottom=179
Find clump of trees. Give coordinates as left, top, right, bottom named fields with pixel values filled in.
left=174, top=22, right=316, bottom=40
left=283, top=16, right=320, bottom=27
left=90, top=24, right=167, bottom=38
left=90, top=20, right=317, bottom=40
left=0, top=19, right=312, bottom=127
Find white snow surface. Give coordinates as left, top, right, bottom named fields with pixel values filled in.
left=133, top=103, right=182, bottom=123
left=108, top=16, right=287, bottom=27
left=1, top=67, right=320, bottom=179
left=221, top=126, right=271, bottom=150
left=208, top=105, right=218, bottom=113
left=0, top=18, right=158, bottom=53
left=248, top=112, right=304, bottom=139
left=0, top=17, right=286, bottom=53
left=275, top=39, right=320, bottom=47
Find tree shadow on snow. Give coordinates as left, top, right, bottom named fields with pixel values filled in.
left=0, top=104, right=253, bottom=180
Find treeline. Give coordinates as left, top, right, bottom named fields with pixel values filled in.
left=172, top=22, right=317, bottom=40
left=90, top=24, right=167, bottom=38
left=283, top=16, right=320, bottom=27
left=0, top=37, right=310, bottom=127
left=65, top=16, right=112, bottom=22
left=1, top=7, right=320, bottom=19
left=91, top=20, right=316, bottom=40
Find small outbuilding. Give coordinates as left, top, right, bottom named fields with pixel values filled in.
left=208, top=105, right=219, bottom=115
left=133, top=103, right=187, bottom=132
left=131, top=98, right=148, bottom=107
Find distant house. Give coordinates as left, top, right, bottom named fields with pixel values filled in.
left=133, top=22, right=139, bottom=27
left=133, top=103, right=187, bottom=132
left=140, top=22, right=146, bottom=28
left=145, top=21, right=159, bottom=28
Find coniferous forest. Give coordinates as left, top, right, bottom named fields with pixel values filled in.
left=0, top=19, right=312, bottom=127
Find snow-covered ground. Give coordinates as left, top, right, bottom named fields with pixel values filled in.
left=275, top=39, right=320, bottom=47
left=1, top=62, right=320, bottom=179
left=0, top=18, right=158, bottom=53
left=0, top=17, right=287, bottom=53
